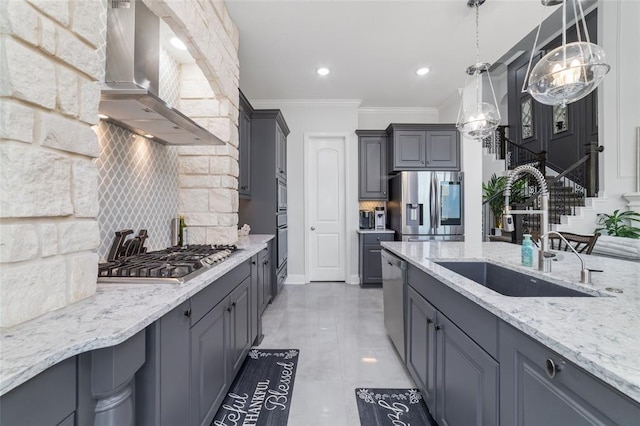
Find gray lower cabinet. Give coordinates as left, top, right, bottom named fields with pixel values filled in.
left=357, top=130, right=388, bottom=200
left=359, top=233, right=394, bottom=286
left=257, top=246, right=272, bottom=315
left=406, top=286, right=437, bottom=414
left=500, top=322, right=640, bottom=425
left=406, top=278, right=498, bottom=425
left=386, top=124, right=460, bottom=173
left=436, top=313, right=499, bottom=426
left=0, top=356, right=77, bottom=426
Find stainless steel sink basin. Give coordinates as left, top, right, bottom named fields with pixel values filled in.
left=435, top=262, right=594, bottom=297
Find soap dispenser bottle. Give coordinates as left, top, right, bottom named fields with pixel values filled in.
left=521, top=234, right=534, bottom=267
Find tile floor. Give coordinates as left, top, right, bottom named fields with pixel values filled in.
left=256, top=282, right=415, bottom=426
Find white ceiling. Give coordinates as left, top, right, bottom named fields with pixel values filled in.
left=226, top=0, right=558, bottom=108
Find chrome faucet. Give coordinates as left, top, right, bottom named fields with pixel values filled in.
left=538, top=231, right=602, bottom=284
left=502, top=165, right=550, bottom=271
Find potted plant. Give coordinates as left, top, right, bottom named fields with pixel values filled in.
left=595, top=209, right=640, bottom=238
left=592, top=209, right=640, bottom=261
left=482, top=173, right=526, bottom=233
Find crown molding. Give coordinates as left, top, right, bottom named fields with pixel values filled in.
left=249, top=99, right=362, bottom=108
left=358, top=107, right=439, bottom=115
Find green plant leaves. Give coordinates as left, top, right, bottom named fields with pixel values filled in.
left=595, top=209, right=640, bottom=239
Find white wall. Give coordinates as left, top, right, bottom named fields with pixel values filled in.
left=250, top=100, right=360, bottom=284
left=599, top=0, right=640, bottom=206
left=358, top=107, right=439, bottom=129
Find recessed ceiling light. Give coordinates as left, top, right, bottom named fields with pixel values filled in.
left=98, top=113, right=109, bottom=120
left=317, top=67, right=330, bottom=76
left=170, top=37, right=187, bottom=51
left=416, top=67, right=430, bottom=76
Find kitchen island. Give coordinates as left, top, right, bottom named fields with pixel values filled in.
left=0, top=235, right=274, bottom=398
left=382, top=240, right=640, bottom=411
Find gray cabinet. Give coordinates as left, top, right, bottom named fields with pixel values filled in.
left=406, top=286, right=437, bottom=415
left=500, top=322, right=640, bottom=426
left=257, top=246, right=272, bottom=316
left=239, top=108, right=289, bottom=299
left=0, top=357, right=77, bottom=426
left=406, top=264, right=499, bottom=424
left=357, top=130, right=388, bottom=200
left=386, top=124, right=460, bottom=173
left=436, top=313, right=499, bottom=426
left=228, top=277, right=252, bottom=376
left=359, top=232, right=394, bottom=287
left=238, top=90, right=253, bottom=198
left=190, top=297, right=229, bottom=426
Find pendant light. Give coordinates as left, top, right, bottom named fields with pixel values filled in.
left=523, top=0, right=610, bottom=106
left=457, top=0, right=501, bottom=140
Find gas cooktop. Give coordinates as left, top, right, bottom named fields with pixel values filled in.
left=98, top=244, right=238, bottom=284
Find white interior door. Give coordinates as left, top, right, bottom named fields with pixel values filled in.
left=307, top=136, right=346, bottom=281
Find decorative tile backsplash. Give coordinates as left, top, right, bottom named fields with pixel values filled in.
left=94, top=122, right=178, bottom=261
left=359, top=201, right=386, bottom=211
left=159, top=46, right=181, bottom=108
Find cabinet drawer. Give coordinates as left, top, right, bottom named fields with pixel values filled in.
left=277, top=262, right=287, bottom=287
left=363, top=233, right=393, bottom=245
left=191, top=260, right=251, bottom=326
left=277, top=213, right=287, bottom=228
left=408, top=265, right=498, bottom=358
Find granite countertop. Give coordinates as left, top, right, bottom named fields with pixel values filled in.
left=381, top=240, right=640, bottom=404
left=0, top=235, right=274, bottom=396
left=356, top=228, right=395, bottom=234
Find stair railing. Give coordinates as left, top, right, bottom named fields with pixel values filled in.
left=504, top=137, right=547, bottom=176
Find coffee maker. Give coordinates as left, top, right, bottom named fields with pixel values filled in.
left=374, top=207, right=386, bottom=230
left=359, top=210, right=373, bottom=229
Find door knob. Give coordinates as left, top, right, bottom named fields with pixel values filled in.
left=311, top=226, right=316, bottom=231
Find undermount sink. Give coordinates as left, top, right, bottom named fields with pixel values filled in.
left=435, top=262, right=594, bottom=297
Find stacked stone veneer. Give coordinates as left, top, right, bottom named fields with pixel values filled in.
left=0, top=0, right=105, bottom=328
left=145, top=0, right=240, bottom=245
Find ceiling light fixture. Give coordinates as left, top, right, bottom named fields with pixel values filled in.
left=523, top=0, right=610, bottom=106
left=317, top=67, right=330, bottom=76
left=143, top=134, right=154, bottom=139
left=98, top=113, right=109, bottom=120
left=416, top=67, right=430, bottom=76
left=456, top=0, right=501, bottom=140
left=170, top=37, right=187, bottom=51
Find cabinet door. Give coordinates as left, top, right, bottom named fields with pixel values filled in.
left=276, top=125, right=287, bottom=180
left=425, top=131, right=459, bottom=170
left=258, top=249, right=271, bottom=315
left=406, top=287, right=437, bottom=416
left=190, top=300, right=229, bottom=426
left=238, top=109, right=251, bottom=197
left=359, top=135, right=388, bottom=200
left=500, top=323, right=640, bottom=426
left=250, top=254, right=259, bottom=344
left=362, top=244, right=383, bottom=284
left=229, top=277, right=252, bottom=377
left=393, top=130, right=427, bottom=169
left=436, top=313, right=499, bottom=426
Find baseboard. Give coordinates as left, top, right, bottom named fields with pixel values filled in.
left=284, top=274, right=306, bottom=285
left=348, top=274, right=361, bottom=285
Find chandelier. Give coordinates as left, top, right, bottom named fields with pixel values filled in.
left=456, top=0, right=501, bottom=140
left=523, top=0, right=610, bottom=106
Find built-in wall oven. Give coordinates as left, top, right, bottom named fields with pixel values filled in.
left=276, top=213, right=287, bottom=268
left=277, top=179, right=287, bottom=211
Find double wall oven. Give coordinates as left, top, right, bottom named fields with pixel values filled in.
left=276, top=177, right=288, bottom=292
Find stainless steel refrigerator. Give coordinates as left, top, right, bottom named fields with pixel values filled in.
left=387, top=171, right=464, bottom=241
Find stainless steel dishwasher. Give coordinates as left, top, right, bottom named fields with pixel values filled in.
left=381, top=249, right=407, bottom=361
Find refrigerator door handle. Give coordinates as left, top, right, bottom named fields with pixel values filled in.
left=430, top=174, right=438, bottom=230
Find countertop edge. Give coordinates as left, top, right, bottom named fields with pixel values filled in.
left=0, top=234, right=275, bottom=396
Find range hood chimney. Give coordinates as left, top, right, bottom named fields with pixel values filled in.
left=99, top=0, right=224, bottom=146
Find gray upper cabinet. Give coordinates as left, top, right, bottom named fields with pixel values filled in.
left=386, top=124, right=460, bottom=172
left=357, top=130, right=388, bottom=200
left=276, top=124, right=287, bottom=181
left=238, top=91, right=253, bottom=198
left=500, top=322, right=640, bottom=426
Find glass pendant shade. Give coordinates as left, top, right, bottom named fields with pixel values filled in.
left=527, top=41, right=610, bottom=106
left=458, top=101, right=500, bottom=140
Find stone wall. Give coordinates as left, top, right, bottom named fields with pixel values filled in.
left=0, top=0, right=105, bottom=327
left=144, top=0, right=240, bottom=245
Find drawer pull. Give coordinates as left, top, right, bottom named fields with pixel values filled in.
left=184, top=308, right=192, bottom=318
left=434, top=323, right=442, bottom=331
left=546, top=358, right=562, bottom=379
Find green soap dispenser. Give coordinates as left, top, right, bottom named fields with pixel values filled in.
left=521, top=234, right=534, bottom=267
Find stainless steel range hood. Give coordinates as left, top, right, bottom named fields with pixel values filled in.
left=100, top=0, right=223, bottom=146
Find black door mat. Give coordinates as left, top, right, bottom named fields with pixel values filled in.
left=355, top=388, right=437, bottom=426
left=212, top=349, right=299, bottom=426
